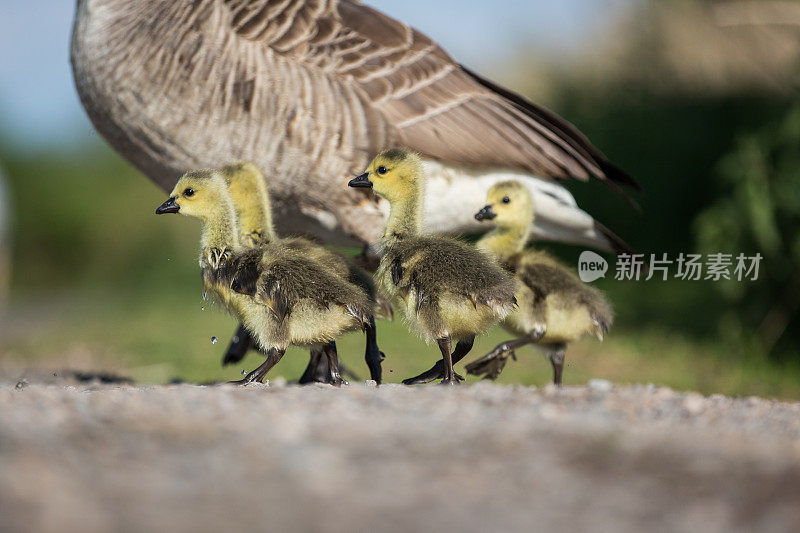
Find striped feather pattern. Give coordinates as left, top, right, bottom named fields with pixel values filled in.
left=71, top=0, right=637, bottom=249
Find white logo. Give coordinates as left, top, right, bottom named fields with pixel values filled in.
left=578, top=251, right=608, bottom=283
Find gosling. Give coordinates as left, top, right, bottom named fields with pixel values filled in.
left=465, top=181, right=613, bottom=386
left=156, top=170, right=372, bottom=385
left=217, top=162, right=387, bottom=384
left=349, top=149, right=517, bottom=385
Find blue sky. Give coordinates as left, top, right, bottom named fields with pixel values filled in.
left=0, top=0, right=631, bottom=149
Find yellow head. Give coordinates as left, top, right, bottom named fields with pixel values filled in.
left=217, top=162, right=273, bottom=241
left=474, top=181, right=534, bottom=230
left=155, top=169, right=234, bottom=222
left=348, top=148, right=424, bottom=203
left=218, top=162, right=266, bottom=207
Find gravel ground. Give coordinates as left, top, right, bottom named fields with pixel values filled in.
left=1, top=378, right=799, bottom=533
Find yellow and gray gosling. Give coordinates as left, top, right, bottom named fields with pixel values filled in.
left=217, top=162, right=387, bottom=384
left=465, top=181, right=613, bottom=386
left=349, top=149, right=517, bottom=385
left=156, top=170, right=372, bottom=385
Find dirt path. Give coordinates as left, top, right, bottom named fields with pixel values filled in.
left=1, top=379, right=799, bottom=532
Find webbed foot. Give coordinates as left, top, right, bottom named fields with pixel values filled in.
left=440, top=374, right=464, bottom=386
left=227, top=378, right=257, bottom=386
left=464, top=352, right=514, bottom=380
left=465, top=345, right=519, bottom=380
left=329, top=374, right=349, bottom=387
left=230, top=348, right=285, bottom=385
left=403, top=361, right=463, bottom=385
left=227, top=370, right=266, bottom=386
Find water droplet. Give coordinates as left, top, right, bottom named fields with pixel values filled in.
left=201, top=306, right=205, bottom=311
left=211, top=336, right=218, bottom=344
left=241, top=370, right=247, bottom=376
left=232, top=336, right=240, bottom=343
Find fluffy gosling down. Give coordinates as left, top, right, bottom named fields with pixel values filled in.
left=216, top=162, right=387, bottom=384
left=156, top=170, right=372, bottom=385
left=465, top=181, right=613, bottom=386
left=350, top=149, right=517, bottom=385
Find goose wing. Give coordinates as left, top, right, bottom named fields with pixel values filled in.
left=515, top=253, right=598, bottom=305
left=516, top=255, right=613, bottom=336
left=384, top=237, right=517, bottom=309
left=228, top=249, right=263, bottom=296
left=237, top=253, right=370, bottom=324
left=222, top=0, right=639, bottom=195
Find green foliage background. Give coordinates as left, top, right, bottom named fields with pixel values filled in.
left=2, top=1, right=799, bottom=397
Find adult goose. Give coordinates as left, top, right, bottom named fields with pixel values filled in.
left=72, top=0, right=640, bottom=253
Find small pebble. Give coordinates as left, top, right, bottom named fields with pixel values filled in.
left=588, top=379, right=612, bottom=392
left=542, top=383, right=559, bottom=395
left=539, top=404, right=562, bottom=420
left=683, top=394, right=705, bottom=415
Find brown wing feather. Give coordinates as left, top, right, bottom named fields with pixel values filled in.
left=221, top=0, right=639, bottom=194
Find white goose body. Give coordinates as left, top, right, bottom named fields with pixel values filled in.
left=420, top=160, right=615, bottom=250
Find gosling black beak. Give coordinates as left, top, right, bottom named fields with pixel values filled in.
left=156, top=196, right=180, bottom=215
left=474, top=205, right=496, bottom=221
left=348, top=173, right=373, bottom=188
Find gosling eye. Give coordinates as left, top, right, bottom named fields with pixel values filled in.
left=376, top=166, right=388, bottom=175
left=502, top=196, right=510, bottom=204
left=183, top=188, right=195, bottom=197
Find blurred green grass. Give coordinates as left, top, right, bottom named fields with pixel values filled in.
left=2, top=143, right=799, bottom=399
left=5, top=285, right=800, bottom=399
left=3, top=0, right=798, bottom=398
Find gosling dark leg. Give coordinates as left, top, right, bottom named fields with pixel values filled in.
left=364, top=316, right=385, bottom=384
left=452, top=336, right=475, bottom=366
left=464, top=333, right=541, bottom=380
left=438, top=337, right=461, bottom=385
left=229, top=347, right=285, bottom=385
left=298, top=346, right=360, bottom=384
left=323, top=341, right=347, bottom=387
left=402, top=336, right=474, bottom=385
left=298, top=347, right=330, bottom=384
left=549, top=344, right=567, bottom=387
left=222, top=324, right=256, bottom=366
